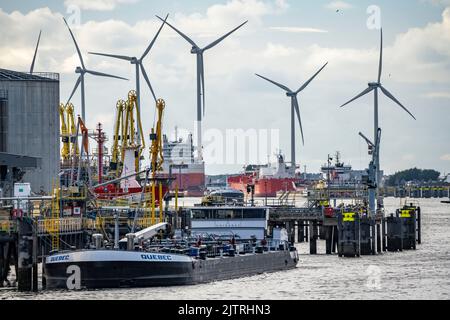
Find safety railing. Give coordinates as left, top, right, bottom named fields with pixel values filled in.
left=132, top=217, right=162, bottom=229
left=29, top=72, right=60, bottom=81
left=83, top=216, right=163, bottom=231
left=38, top=218, right=83, bottom=235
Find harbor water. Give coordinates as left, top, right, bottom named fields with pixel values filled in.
left=1, top=198, right=449, bottom=300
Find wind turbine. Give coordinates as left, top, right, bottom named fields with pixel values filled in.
left=30, top=30, right=41, bottom=74
left=156, top=15, right=248, bottom=160
left=63, top=18, right=128, bottom=126
left=255, top=62, right=328, bottom=169
left=88, top=14, right=169, bottom=121
left=339, top=29, right=416, bottom=208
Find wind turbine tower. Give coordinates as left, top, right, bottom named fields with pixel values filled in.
left=89, top=14, right=169, bottom=142
left=340, top=29, right=416, bottom=214
left=256, top=62, right=328, bottom=170
left=63, top=18, right=128, bottom=126
left=157, top=16, right=248, bottom=160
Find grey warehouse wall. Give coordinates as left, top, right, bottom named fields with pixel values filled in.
left=0, top=80, right=60, bottom=193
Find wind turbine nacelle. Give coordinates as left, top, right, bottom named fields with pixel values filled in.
left=286, top=92, right=295, bottom=97
left=75, top=66, right=83, bottom=73
left=191, top=47, right=201, bottom=54
left=368, top=82, right=380, bottom=88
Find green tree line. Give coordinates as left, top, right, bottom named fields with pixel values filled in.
left=387, top=168, right=441, bottom=186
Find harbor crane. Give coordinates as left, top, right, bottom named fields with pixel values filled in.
left=59, top=103, right=80, bottom=162
left=109, top=91, right=145, bottom=178
left=59, top=103, right=70, bottom=161
left=150, top=99, right=165, bottom=179
left=130, top=98, right=166, bottom=233
left=122, top=91, right=145, bottom=174
left=110, top=99, right=126, bottom=176
left=359, top=129, right=382, bottom=217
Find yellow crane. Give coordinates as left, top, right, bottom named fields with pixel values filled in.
left=122, top=90, right=145, bottom=173
left=59, top=103, right=70, bottom=161
left=59, top=103, right=80, bottom=162
left=110, top=99, right=126, bottom=176
left=66, top=103, right=79, bottom=158
left=148, top=99, right=165, bottom=225
left=110, top=90, right=145, bottom=178
left=150, top=99, right=165, bottom=178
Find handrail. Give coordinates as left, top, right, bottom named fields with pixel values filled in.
left=37, top=217, right=83, bottom=235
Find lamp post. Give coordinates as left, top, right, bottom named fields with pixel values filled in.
left=327, top=154, right=333, bottom=199
left=265, top=180, right=268, bottom=206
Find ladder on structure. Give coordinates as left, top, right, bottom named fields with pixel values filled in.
left=50, top=180, right=60, bottom=251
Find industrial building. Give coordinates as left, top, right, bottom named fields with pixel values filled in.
left=0, top=69, right=59, bottom=194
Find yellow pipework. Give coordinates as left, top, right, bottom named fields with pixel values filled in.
left=159, top=182, right=163, bottom=223
left=151, top=182, right=156, bottom=225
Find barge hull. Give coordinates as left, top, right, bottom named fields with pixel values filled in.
left=44, top=250, right=298, bottom=290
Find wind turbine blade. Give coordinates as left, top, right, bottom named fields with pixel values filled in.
left=63, top=17, right=85, bottom=69
left=200, top=54, right=206, bottom=117
left=255, top=74, right=292, bottom=93
left=140, top=64, right=157, bottom=103
left=296, top=62, right=328, bottom=93
left=66, top=76, right=82, bottom=105
left=30, top=30, right=41, bottom=74
left=339, top=87, right=374, bottom=108
left=141, top=14, right=169, bottom=60
left=378, top=28, right=383, bottom=83
left=293, top=96, right=305, bottom=145
left=380, top=85, right=416, bottom=120
left=203, top=20, right=248, bottom=51
left=156, top=15, right=197, bottom=48
left=88, top=52, right=133, bottom=61
left=85, top=69, right=128, bottom=81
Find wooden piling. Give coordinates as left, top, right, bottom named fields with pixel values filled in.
left=32, top=219, right=38, bottom=292
left=325, top=226, right=332, bottom=255
left=376, top=224, right=381, bottom=254
left=332, top=226, right=338, bottom=253
left=309, top=221, right=317, bottom=255
left=297, top=221, right=304, bottom=243
left=41, top=245, right=46, bottom=290
left=0, top=243, right=4, bottom=287
left=305, top=221, right=309, bottom=243
left=17, top=218, right=33, bottom=291
left=382, top=217, right=387, bottom=252
left=417, top=207, right=422, bottom=245
left=371, top=222, right=376, bottom=255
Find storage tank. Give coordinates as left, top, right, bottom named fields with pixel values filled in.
left=0, top=69, right=60, bottom=193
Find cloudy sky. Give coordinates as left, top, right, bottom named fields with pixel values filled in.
left=0, top=0, right=449, bottom=176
